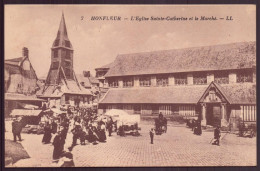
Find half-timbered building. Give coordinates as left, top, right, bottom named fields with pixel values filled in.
left=5, top=47, right=45, bottom=117
left=98, top=41, right=256, bottom=128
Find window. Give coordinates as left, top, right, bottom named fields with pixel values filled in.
left=65, top=61, right=71, bottom=68
left=123, top=77, right=134, bottom=87
left=52, top=62, right=59, bottom=69
left=65, top=68, right=70, bottom=78
left=108, top=79, right=118, bottom=88
left=156, top=75, right=168, bottom=86
left=123, top=105, right=133, bottom=110
left=175, top=74, right=187, bottom=85
left=208, top=87, right=217, bottom=102
left=65, top=50, right=71, bottom=59
left=152, top=104, right=159, bottom=114
left=54, top=39, right=59, bottom=46
left=193, top=73, right=207, bottom=85
left=214, top=72, right=229, bottom=84
left=134, top=105, right=141, bottom=114
left=139, top=76, right=151, bottom=87
left=54, top=50, right=58, bottom=58
left=65, top=95, right=69, bottom=104
left=65, top=40, right=71, bottom=48
left=237, top=70, right=253, bottom=83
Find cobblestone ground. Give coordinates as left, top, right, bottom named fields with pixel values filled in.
left=5, top=121, right=256, bottom=167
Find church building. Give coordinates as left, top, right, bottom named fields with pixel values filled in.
left=37, top=13, right=92, bottom=108
left=98, top=41, right=256, bottom=128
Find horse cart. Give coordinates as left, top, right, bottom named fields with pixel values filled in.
left=239, top=122, right=256, bottom=138
left=154, top=114, right=167, bottom=135
left=104, top=109, right=141, bottom=136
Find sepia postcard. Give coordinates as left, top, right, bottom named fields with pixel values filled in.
left=4, top=5, right=256, bottom=167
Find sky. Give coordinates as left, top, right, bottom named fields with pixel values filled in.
left=5, top=5, right=256, bottom=78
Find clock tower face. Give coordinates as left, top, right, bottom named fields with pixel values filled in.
left=23, top=60, right=30, bottom=70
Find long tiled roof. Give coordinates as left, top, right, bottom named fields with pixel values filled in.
left=218, top=83, right=256, bottom=104
left=96, top=62, right=114, bottom=70
left=99, top=83, right=256, bottom=105
left=105, top=41, right=256, bottom=77
left=99, top=85, right=208, bottom=104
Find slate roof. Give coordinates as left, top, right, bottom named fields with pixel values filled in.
left=89, top=76, right=99, bottom=84
left=5, top=57, right=25, bottom=66
left=105, top=41, right=256, bottom=77
left=99, top=83, right=256, bottom=105
left=76, top=74, right=99, bottom=87
left=96, top=62, right=114, bottom=70
left=76, top=74, right=92, bottom=87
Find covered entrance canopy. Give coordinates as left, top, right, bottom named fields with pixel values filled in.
left=198, top=82, right=256, bottom=127
left=198, top=82, right=230, bottom=127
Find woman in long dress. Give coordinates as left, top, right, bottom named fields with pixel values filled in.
left=42, top=121, right=52, bottom=144
left=99, top=123, right=107, bottom=142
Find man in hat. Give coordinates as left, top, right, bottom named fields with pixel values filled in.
left=212, top=125, right=221, bottom=146
left=12, top=117, right=23, bottom=142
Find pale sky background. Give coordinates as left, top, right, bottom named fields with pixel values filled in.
left=5, top=5, right=256, bottom=78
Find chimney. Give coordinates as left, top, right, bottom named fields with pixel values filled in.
left=22, top=47, right=29, bottom=58
left=83, top=71, right=90, bottom=77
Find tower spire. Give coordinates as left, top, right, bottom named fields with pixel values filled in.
left=57, top=11, right=68, bottom=40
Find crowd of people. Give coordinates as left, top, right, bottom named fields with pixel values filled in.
left=39, top=106, right=117, bottom=164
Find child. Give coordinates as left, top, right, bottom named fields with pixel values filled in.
left=149, top=128, right=155, bottom=144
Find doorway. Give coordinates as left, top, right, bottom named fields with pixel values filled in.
left=206, top=104, right=221, bottom=126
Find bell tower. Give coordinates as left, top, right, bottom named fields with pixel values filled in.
left=47, top=12, right=74, bottom=85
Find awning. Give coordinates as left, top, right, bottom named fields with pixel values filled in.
left=17, top=102, right=39, bottom=109
left=10, top=109, right=42, bottom=116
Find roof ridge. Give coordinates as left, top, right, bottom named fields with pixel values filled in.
left=117, top=41, right=256, bottom=57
